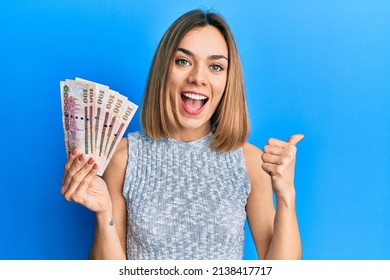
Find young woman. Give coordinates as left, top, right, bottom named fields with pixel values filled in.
left=61, top=9, right=303, bottom=260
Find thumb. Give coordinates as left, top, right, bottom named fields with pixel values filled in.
left=288, top=134, right=304, bottom=145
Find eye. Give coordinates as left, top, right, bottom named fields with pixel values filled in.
left=210, top=64, right=224, bottom=72
left=175, top=58, right=190, bottom=66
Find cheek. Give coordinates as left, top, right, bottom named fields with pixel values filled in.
left=214, top=77, right=227, bottom=97
left=168, top=73, right=181, bottom=98
left=169, top=67, right=182, bottom=88
left=211, top=86, right=225, bottom=109
left=168, top=75, right=179, bottom=90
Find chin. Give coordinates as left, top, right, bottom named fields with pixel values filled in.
left=177, top=114, right=211, bottom=134
left=179, top=118, right=208, bottom=130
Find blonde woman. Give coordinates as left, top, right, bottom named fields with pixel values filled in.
left=61, top=9, right=303, bottom=260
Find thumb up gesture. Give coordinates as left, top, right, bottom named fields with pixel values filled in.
left=261, top=134, right=304, bottom=199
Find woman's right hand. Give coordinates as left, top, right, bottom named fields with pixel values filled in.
left=61, top=148, right=112, bottom=214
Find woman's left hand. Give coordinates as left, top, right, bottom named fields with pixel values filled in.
left=261, top=134, right=304, bottom=199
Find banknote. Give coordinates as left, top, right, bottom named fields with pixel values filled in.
left=101, top=100, right=137, bottom=173
left=60, top=78, right=138, bottom=175
left=60, top=79, right=90, bottom=156
left=75, top=77, right=95, bottom=154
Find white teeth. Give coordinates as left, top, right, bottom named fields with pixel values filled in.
left=183, top=93, right=207, bottom=100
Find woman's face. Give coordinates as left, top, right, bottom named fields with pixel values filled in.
left=169, top=25, right=228, bottom=141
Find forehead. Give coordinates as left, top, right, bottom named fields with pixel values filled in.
left=178, top=25, right=228, bottom=56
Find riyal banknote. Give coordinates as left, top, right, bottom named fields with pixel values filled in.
left=60, top=78, right=138, bottom=175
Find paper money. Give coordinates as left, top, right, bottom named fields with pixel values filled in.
left=75, top=78, right=96, bottom=154
left=60, top=79, right=89, bottom=155
left=102, top=101, right=137, bottom=172
left=60, top=78, right=138, bottom=175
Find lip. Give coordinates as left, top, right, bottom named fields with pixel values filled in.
left=181, top=91, right=209, bottom=99
left=180, top=91, right=209, bottom=116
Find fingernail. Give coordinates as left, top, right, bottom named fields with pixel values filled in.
left=88, top=157, right=94, bottom=165
left=78, top=154, right=85, bottom=162
left=72, top=148, right=78, bottom=155
left=93, top=163, right=98, bottom=170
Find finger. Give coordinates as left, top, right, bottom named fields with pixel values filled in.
left=262, top=162, right=285, bottom=179
left=63, top=157, right=96, bottom=201
left=288, top=134, right=304, bottom=146
left=261, top=152, right=280, bottom=164
left=263, top=144, right=284, bottom=155
left=71, top=163, right=99, bottom=204
left=62, top=148, right=79, bottom=185
left=61, top=153, right=87, bottom=195
left=261, top=162, right=278, bottom=177
left=267, top=138, right=287, bottom=148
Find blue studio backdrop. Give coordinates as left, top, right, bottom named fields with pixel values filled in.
left=0, top=0, right=389, bottom=260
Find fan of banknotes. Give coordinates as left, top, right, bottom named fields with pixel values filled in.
left=60, top=78, right=138, bottom=175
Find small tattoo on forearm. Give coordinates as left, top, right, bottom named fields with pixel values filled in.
left=109, top=218, right=114, bottom=226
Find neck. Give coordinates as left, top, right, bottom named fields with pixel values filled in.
left=172, top=124, right=211, bottom=142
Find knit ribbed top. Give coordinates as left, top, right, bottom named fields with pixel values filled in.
left=123, top=130, right=251, bottom=260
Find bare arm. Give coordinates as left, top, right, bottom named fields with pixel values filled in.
left=244, top=135, right=303, bottom=259
left=89, top=138, right=128, bottom=259
left=244, top=143, right=274, bottom=259
left=61, top=138, right=128, bottom=259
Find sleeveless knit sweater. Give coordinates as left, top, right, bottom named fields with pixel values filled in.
left=123, top=131, right=251, bottom=260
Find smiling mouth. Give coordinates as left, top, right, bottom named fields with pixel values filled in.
left=181, top=92, right=209, bottom=113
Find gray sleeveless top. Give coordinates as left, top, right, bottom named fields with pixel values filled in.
left=123, top=131, right=251, bottom=259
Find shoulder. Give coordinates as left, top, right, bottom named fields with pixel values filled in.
left=243, top=142, right=263, bottom=163
left=110, top=137, right=129, bottom=169
left=242, top=142, right=264, bottom=174
left=242, top=142, right=271, bottom=192
left=116, top=137, right=129, bottom=156
left=102, top=137, right=129, bottom=191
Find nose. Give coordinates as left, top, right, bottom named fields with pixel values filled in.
left=187, top=64, right=208, bottom=86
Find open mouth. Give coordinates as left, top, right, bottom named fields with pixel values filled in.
left=181, top=92, right=209, bottom=114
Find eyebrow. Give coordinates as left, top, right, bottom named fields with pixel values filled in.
left=177, top=47, right=228, bottom=61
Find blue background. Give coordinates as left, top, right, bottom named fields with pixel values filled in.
left=0, top=0, right=389, bottom=260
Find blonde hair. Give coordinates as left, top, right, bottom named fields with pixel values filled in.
left=141, top=9, right=249, bottom=152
